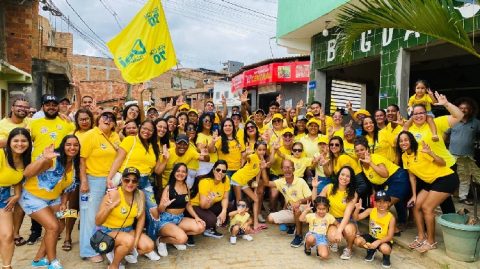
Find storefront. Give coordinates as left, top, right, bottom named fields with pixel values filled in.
left=277, top=0, right=480, bottom=114
left=231, top=56, right=310, bottom=111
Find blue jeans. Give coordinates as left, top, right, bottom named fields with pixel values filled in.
left=139, top=175, right=158, bottom=240
left=79, top=176, right=106, bottom=258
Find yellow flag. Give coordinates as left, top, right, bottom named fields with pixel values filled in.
left=107, top=0, right=176, bottom=84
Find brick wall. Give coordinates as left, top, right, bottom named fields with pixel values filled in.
left=4, top=0, right=38, bottom=74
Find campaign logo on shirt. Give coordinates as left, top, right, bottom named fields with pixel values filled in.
left=100, top=143, right=107, bottom=150
left=49, top=132, right=57, bottom=140
left=40, top=127, right=48, bottom=134
left=291, top=190, right=298, bottom=198
left=56, top=125, right=64, bottom=131
left=414, top=133, right=422, bottom=141
left=120, top=207, right=128, bottom=215
left=370, top=221, right=382, bottom=238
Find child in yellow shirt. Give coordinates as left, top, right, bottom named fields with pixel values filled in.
left=407, top=80, right=439, bottom=141
left=353, top=191, right=395, bottom=268
left=228, top=199, right=253, bottom=244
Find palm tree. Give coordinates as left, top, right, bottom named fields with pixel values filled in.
left=335, top=0, right=480, bottom=60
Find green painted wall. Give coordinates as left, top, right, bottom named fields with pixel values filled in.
left=311, top=14, right=480, bottom=108
left=276, top=0, right=349, bottom=38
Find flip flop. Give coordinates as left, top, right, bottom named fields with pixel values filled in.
left=62, top=240, right=72, bottom=251
left=14, top=236, right=27, bottom=246
left=252, top=224, right=268, bottom=234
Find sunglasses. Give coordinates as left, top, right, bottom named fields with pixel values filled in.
left=283, top=133, right=293, bottom=138
left=292, top=148, right=303, bottom=153
left=187, top=127, right=196, bottom=131
left=272, top=119, right=282, bottom=123
left=203, top=119, right=211, bottom=123
left=237, top=203, right=246, bottom=208
left=215, top=168, right=227, bottom=173
left=329, top=143, right=340, bottom=147
left=101, top=114, right=114, bottom=121
left=246, top=125, right=255, bottom=130
left=122, top=178, right=138, bottom=184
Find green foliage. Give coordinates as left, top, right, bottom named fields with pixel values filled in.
left=336, top=0, right=480, bottom=61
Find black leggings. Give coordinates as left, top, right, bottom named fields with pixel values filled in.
left=189, top=202, right=234, bottom=230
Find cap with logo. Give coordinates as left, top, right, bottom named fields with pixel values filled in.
left=272, top=113, right=284, bottom=121
left=307, top=118, right=321, bottom=127
left=375, top=190, right=391, bottom=202
left=282, top=128, right=294, bottom=136
left=42, top=94, right=58, bottom=105
left=122, top=167, right=140, bottom=178
left=175, top=134, right=189, bottom=144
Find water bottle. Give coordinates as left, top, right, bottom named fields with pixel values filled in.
left=80, top=193, right=89, bottom=210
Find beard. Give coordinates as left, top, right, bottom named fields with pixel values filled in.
left=44, top=110, right=58, bottom=119
left=13, top=110, right=27, bottom=119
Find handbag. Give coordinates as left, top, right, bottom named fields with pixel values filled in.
left=103, top=134, right=136, bottom=186
left=90, top=191, right=134, bottom=254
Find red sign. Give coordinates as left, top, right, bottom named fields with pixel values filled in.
left=231, top=61, right=309, bottom=93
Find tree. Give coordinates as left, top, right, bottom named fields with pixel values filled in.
left=335, top=0, right=480, bottom=60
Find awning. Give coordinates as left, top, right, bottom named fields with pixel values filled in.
left=0, top=60, right=32, bottom=83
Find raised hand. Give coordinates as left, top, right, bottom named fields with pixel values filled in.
left=160, top=191, right=176, bottom=208
left=176, top=95, right=184, bottom=106
left=162, top=144, right=170, bottom=160
left=240, top=90, right=249, bottom=103
left=359, top=151, right=371, bottom=164
left=355, top=198, right=363, bottom=210
left=42, top=144, right=59, bottom=160
left=200, top=146, right=209, bottom=156
left=276, top=94, right=283, bottom=104
left=311, top=177, right=319, bottom=188
left=296, top=99, right=304, bottom=109
left=395, top=111, right=405, bottom=126
left=345, top=101, right=352, bottom=110
left=212, top=130, right=220, bottom=143
left=421, top=141, right=432, bottom=154
left=433, top=91, right=448, bottom=106
left=221, top=94, right=227, bottom=105
left=305, top=200, right=312, bottom=212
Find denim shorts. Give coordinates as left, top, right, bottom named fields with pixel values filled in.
left=19, top=190, right=61, bottom=215
left=98, top=225, right=134, bottom=234
left=316, top=176, right=331, bottom=194
left=306, top=232, right=328, bottom=246
left=230, top=178, right=250, bottom=189
left=149, top=211, right=184, bottom=236
left=0, top=187, right=11, bottom=209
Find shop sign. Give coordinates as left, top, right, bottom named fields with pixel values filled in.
left=308, top=81, right=316, bottom=89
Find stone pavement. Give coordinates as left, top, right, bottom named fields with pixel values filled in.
left=12, top=221, right=435, bottom=269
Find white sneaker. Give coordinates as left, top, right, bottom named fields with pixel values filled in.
left=124, top=253, right=138, bottom=264
left=258, top=214, right=266, bottom=223
left=340, top=248, right=352, bottom=260
left=144, top=250, right=161, bottom=261
left=173, top=244, right=187, bottom=251
left=156, top=238, right=168, bottom=257
left=242, top=234, right=253, bottom=241
left=330, top=243, right=338, bottom=252
left=106, top=251, right=114, bottom=264
left=230, top=236, right=237, bottom=244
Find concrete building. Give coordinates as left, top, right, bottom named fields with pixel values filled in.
left=276, top=0, right=480, bottom=114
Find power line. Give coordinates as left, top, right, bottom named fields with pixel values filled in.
left=98, top=0, right=123, bottom=30
left=64, top=0, right=107, bottom=45
left=201, top=0, right=276, bottom=21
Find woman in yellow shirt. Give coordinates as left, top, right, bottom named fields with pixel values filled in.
left=329, top=110, right=345, bottom=139
left=196, top=113, right=217, bottom=176
left=79, top=110, right=120, bottom=262
left=293, top=116, right=308, bottom=141
left=19, top=135, right=79, bottom=269
left=312, top=166, right=358, bottom=260
left=343, top=125, right=356, bottom=159
left=242, top=120, right=260, bottom=152
left=0, top=128, right=32, bottom=269
left=397, top=131, right=459, bottom=253
left=189, top=160, right=233, bottom=239
left=361, top=116, right=392, bottom=160
left=95, top=167, right=156, bottom=268
left=323, top=136, right=368, bottom=198
left=215, top=119, right=245, bottom=177
left=354, top=136, right=409, bottom=231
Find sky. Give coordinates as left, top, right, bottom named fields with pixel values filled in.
left=40, top=0, right=291, bottom=71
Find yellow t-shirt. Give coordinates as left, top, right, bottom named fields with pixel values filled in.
left=305, top=212, right=336, bottom=235
left=257, top=124, right=268, bottom=135
left=378, top=125, right=400, bottom=162
left=285, top=155, right=313, bottom=178
left=343, top=140, right=356, bottom=159
left=23, top=160, right=75, bottom=200
left=196, top=132, right=218, bottom=164
left=408, top=116, right=455, bottom=167
left=362, top=154, right=399, bottom=185
left=299, top=135, right=323, bottom=158
left=228, top=212, right=250, bottom=229
left=313, top=152, right=327, bottom=177
left=73, top=130, right=88, bottom=142
left=325, top=183, right=348, bottom=218
left=333, top=154, right=362, bottom=175
left=0, top=150, right=24, bottom=187
left=29, top=117, right=75, bottom=160
left=161, top=146, right=200, bottom=187
left=332, top=127, right=345, bottom=140
left=274, top=177, right=312, bottom=204
left=294, top=133, right=306, bottom=142
left=215, top=139, right=245, bottom=171
left=187, top=142, right=200, bottom=170
left=365, top=133, right=393, bottom=161
left=102, top=188, right=138, bottom=229
left=80, top=127, right=121, bottom=177
left=0, top=117, right=30, bottom=140
left=270, top=146, right=291, bottom=176
left=119, top=136, right=157, bottom=175
left=402, top=151, right=453, bottom=184
left=408, top=94, right=433, bottom=111
left=369, top=208, right=393, bottom=241
left=189, top=177, right=231, bottom=206
left=231, top=153, right=261, bottom=186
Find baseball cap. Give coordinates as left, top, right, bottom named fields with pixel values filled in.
left=297, top=115, right=308, bottom=122
left=306, top=112, right=314, bottom=118
left=272, top=113, right=284, bottom=121
left=59, top=97, right=71, bottom=104
left=255, top=109, right=266, bottom=115
left=307, top=118, right=321, bottom=127
left=282, top=128, right=294, bottom=136
left=317, top=136, right=329, bottom=144
left=146, top=106, right=158, bottom=112
left=354, top=109, right=371, bottom=118
left=41, top=94, right=58, bottom=105
left=179, top=104, right=190, bottom=111
left=188, top=109, right=199, bottom=115
left=175, top=134, right=189, bottom=144
left=122, top=167, right=140, bottom=178
left=231, top=112, right=241, bottom=119
left=375, top=190, right=391, bottom=202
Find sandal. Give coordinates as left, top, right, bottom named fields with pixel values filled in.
left=408, top=237, right=425, bottom=249
left=416, top=241, right=437, bottom=253
left=14, top=236, right=27, bottom=246
left=88, top=255, right=104, bottom=263
left=62, top=240, right=72, bottom=251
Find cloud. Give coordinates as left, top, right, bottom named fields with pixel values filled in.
left=41, top=0, right=291, bottom=70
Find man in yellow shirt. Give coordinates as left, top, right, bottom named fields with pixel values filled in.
left=0, top=98, right=31, bottom=148
left=267, top=159, right=312, bottom=248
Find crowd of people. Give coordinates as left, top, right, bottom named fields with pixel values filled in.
left=0, top=79, right=479, bottom=269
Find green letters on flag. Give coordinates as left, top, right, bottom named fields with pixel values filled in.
left=107, top=0, right=176, bottom=83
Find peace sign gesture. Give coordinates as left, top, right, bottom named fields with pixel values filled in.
left=162, top=144, right=170, bottom=160
left=212, top=130, right=220, bottom=143
left=359, top=150, right=371, bottom=164
left=42, top=144, right=59, bottom=160
left=433, top=91, right=448, bottom=106
left=421, top=141, right=432, bottom=154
